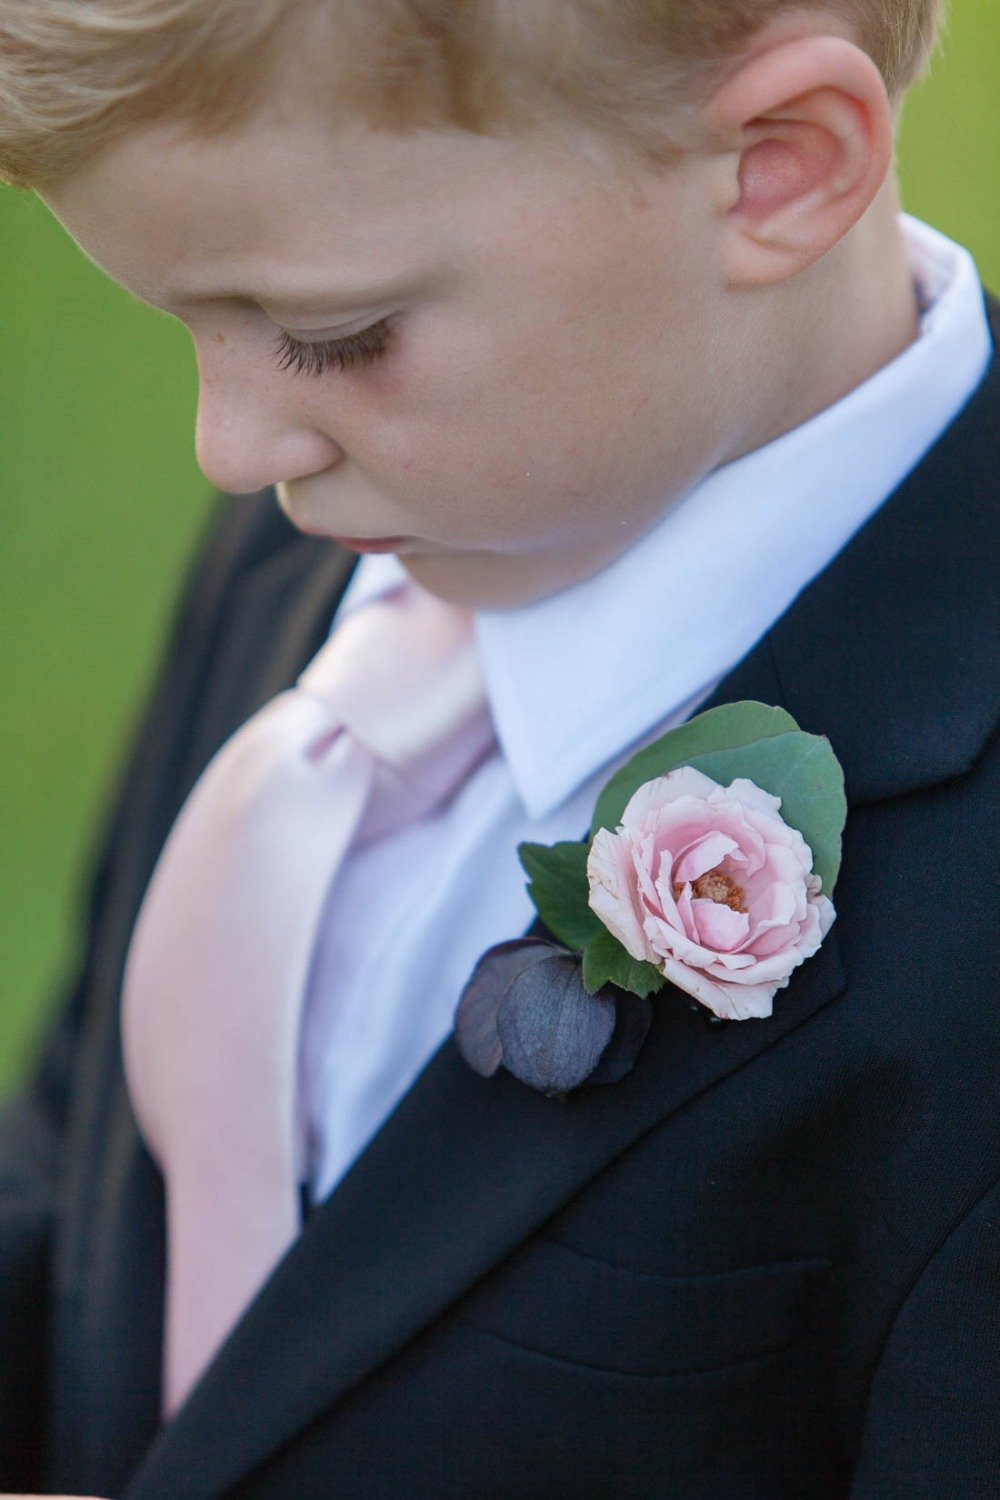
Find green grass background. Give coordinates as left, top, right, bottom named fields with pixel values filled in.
left=2, top=3, right=998, bottom=1098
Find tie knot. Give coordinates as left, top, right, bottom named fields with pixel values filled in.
left=296, top=579, right=495, bottom=831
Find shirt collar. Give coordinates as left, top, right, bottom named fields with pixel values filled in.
left=334, top=215, right=991, bottom=821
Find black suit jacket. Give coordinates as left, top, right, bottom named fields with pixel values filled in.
left=2, top=299, right=997, bottom=1500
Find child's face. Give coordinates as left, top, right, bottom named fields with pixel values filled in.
left=45, top=107, right=749, bottom=607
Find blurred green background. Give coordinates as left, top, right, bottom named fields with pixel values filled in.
left=1, top=2, right=998, bottom=1099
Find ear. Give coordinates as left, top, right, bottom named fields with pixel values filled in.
left=706, top=35, right=894, bottom=287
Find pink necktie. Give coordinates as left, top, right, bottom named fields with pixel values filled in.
left=121, top=579, right=495, bottom=1420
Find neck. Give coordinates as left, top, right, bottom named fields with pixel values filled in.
left=736, top=179, right=920, bottom=455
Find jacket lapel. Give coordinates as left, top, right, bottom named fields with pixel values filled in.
left=125, top=927, right=845, bottom=1500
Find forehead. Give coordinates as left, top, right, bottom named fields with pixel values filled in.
left=42, top=112, right=633, bottom=315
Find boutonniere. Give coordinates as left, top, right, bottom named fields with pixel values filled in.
left=455, top=702, right=845, bottom=1096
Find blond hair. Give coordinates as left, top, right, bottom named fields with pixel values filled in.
left=0, top=0, right=944, bottom=188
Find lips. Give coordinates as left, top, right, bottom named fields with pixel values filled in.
left=330, top=534, right=409, bottom=553
left=289, top=519, right=407, bottom=552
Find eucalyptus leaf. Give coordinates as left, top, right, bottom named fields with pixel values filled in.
left=518, top=839, right=600, bottom=950
left=591, top=701, right=799, bottom=837
left=496, top=954, right=617, bottom=1095
left=684, top=730, right=846, bottom=896
left=582, top=928, right=665, bottom=999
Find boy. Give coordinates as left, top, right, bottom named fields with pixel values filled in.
left=0, top=0, right=996, bottom=1496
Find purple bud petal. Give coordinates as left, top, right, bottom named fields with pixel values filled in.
left=455, top=938, right=565, bottom=1077
left=496, top=955, right=616, bottom=1095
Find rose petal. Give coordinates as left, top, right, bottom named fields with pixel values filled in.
left=716, top=805, right=769, bottom=877
left=654, top=847, right=683, bottom=926
left=618, top=767, right=722, bottom=831
left=743, top=883, right=800, bottom=956
left=673, top=830, right=741, bottom=886
left=691, top=898, right=750, bottom=952
left=702, top=948, right=758, bottom=971
left=587, top=828, right=650, bottom=962
left=660, top=956, right=777, bottom=1020
left=720, top=777, right=783, bottom=817
left=706, top=945, right=802, bottom=985
left=672, top=880, right=699, bottom=945
left=634, top=835, right=667, bottom=917
left=815, top=894, right=837, bottom=939
left=644, top=909, right=757, bottom=972
left=665, top=798, right=766, bottom=879
left=743, top=843, right=812, bottom=912
left=742, top=803, right=814, bottom=873
left=643, top=909, right=709, bottom=967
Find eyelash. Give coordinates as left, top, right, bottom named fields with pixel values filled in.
left=273, top=318, right=392, bottom=377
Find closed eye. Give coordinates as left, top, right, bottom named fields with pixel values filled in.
left=273, top=318, right=392, bottom=377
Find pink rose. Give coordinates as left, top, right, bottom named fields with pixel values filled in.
left=587, top=767, right=835, bottom=1020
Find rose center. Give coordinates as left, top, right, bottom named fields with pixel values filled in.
left=679, top=869, right=747, bottom=912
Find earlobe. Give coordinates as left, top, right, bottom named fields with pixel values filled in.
left=707, top=36, right=894, bottom=287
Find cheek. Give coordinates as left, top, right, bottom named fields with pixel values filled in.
left=367, top=335, right=657, bottom=540
left=352, top=246, right=717, bottom=550
left=373, top=397, right=624, bottom=545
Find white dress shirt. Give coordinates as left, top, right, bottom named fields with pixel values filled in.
left=296, top=215, right=991, bottom=1209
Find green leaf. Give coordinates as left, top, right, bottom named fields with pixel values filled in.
left=591, top=701, right=799, bottom=837
left=518, top=840, right=601, bottom=951
left=684, top=731, right=846, bottom=896
left=582, top=928, right=665, bottom=999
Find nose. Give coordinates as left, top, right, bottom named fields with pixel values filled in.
left=193, top=352, right=343, bottom=495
